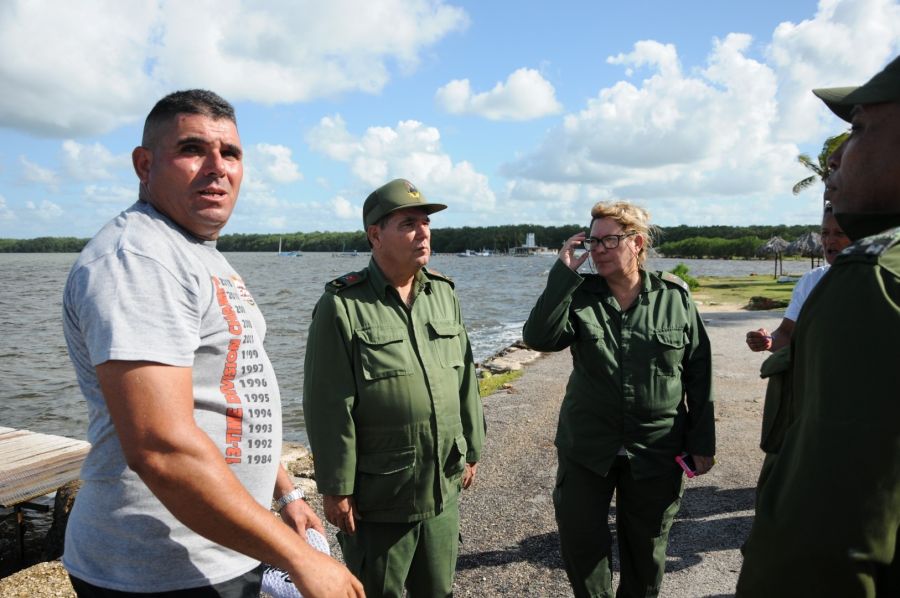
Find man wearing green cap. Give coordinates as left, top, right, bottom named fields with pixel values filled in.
left=303, top=178, right=485, bottom=597
left=737, top=56, right=900, bottom=597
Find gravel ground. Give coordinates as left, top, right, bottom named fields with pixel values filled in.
left=0, top=307, right=779, bottom=598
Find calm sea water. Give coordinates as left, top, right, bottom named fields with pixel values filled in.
left=0, top=252, right=790, bottom=444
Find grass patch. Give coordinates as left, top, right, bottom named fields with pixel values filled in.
left=478, top=369, right=524, bottom=397
left=694, top=275, right=795, bottom=310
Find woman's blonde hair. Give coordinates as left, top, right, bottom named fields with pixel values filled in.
left=589, top=201, right=658, bottom=267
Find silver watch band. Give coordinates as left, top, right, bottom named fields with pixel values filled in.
left=274, top=487, right=305, bottom=512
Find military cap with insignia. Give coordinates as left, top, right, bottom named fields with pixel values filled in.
left=363, top=179, right=447, bottom=228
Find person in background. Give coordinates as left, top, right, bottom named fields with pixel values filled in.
left=748, top=202, right=851, bottom=487
left=62, top=89, right=362, bottom=598
left=523, top=201, right=715, bottom=598
left=737, top=55, right=900, bottom=597
left=303, top=179, right=485, bottom=598
left=745, top=201, right=851, bottom=352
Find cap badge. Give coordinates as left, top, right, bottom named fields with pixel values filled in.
left=405, top=180, right=420, bottom=200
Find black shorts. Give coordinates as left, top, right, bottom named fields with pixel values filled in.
left=69, top=564, right=263, bottom=598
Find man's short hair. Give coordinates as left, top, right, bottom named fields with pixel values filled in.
left=142, top=89, right=237, bottom=148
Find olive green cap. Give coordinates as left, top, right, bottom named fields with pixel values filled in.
left=362, top=178, right=446, bottom=228
left=813, top=55, right=900, bottom=123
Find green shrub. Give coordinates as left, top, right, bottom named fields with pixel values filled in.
left=669, top=263, right=700, bottom=291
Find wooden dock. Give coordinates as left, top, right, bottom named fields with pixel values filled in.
left=0, top=427, right=90, bottom=507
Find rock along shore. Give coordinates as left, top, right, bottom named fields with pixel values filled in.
left=0, top=306, right=777, bottom=598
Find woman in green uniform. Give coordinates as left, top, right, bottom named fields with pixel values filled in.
left=523, top=201, right=716, bottom=598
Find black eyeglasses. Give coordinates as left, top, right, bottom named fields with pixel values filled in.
left=582, top=232, right=637, bottom=250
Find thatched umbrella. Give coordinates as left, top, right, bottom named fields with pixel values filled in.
left=758, top=236, right=790, bottom=255
left=758, top=236, right=790, bottom=278
left=787, top=232, right=822, bottom=255
left=787, top=231, right=823, bottom=268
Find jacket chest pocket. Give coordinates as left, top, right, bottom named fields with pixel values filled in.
left=357, top=326, right=412, bottom=380
left=355, top=446, right=416, bottom=512
left=427, top=320, right=464, bottom=368
left=574, top=320, right=608, bottom=363
left=652, top=328, right=686, bottom=377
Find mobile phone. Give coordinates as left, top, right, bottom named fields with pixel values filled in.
left=675, top=453, right=697, bottom=478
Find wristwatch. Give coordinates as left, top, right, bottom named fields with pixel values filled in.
left=274, top=487, right=305, bottom=513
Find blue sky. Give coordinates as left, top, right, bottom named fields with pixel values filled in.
left=1, top=0, right=898, bottom=238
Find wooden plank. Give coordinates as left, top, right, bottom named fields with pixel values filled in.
left=0, top=472, right=87, bottom=505
left=0, top=429, right=90, bottom=507
left=0, top=451, right=88, bottom=481
left=0, top=438, right=88, bottom=466
left=0, top=437, right=86, bottom=471
left=0, top=439, right=89, bottom=471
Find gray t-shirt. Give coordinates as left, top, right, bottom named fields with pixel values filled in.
left=62, top=200, right=282, bottom=592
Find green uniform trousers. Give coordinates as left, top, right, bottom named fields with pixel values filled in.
left=554, top=454, right=684, bottom=598
left=337, top=501, right=459, bottom=598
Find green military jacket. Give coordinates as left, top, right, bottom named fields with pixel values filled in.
left=738, top=227, right=900, bottom=597
left=303, top=260, right=484, bottom=523
left=758, top=345, right=792, bottom=455
left=523, top=260, right=715, bottom=480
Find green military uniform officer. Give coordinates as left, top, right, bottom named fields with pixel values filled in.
left=524, top=262, right=715, bottom=478
left=738, top=229, right=900, bottom=597
left=303, top=178, right=485, bottom=597
left=737, top=55, right=900, bottom=597
left=524, top=201, right=715, bottom=597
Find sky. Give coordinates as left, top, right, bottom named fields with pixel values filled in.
left=0, top=0, right=898, bottom=239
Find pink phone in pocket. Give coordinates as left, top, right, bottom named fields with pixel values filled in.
left=676, top=453, right=697, bottom=478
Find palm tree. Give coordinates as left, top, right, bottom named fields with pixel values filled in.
left=792, top=131, right=850, bottom=199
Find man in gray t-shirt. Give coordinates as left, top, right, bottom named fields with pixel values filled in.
left=62, top=90, right=362, bottom=597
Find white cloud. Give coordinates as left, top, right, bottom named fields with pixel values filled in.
left=504, top=180, right=602, bottom=225
left=507, top=34, right=796, bottom=186
left=435, top=67, right=563, bottom=120
left=238, top=184, right=282, bottom=209
left=19, top=156, right=58, bottom=189
left=0, top=0, right=468, bottom=137
left=308, top=115, right=496, bottom=213
left=306, top=115, right=362, bottom=162
left=25, top=199, right=63, bottom=221
left=62, top=141, right=130, bottom=181
left=265, top=216, right=287, bottom=229
left=0, top=195, right=15, bottom=221
left=252, top=144, right=303, bottom=183
left=84, top=184, right=136, bottom=206
left=767, top=0, right=900, bottom=140
left=498, top=0, right=900, bottom=226
left=240, top=157, right=290, bottom=209
left=331, top=195, right=357, bottom=220
left=501, top=36, right=807, bottom=214
left=0, top=0, right=159, bottom=136
left=156, top=0, right=468, bottom=104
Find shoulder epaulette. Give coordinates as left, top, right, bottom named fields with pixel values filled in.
left=841, top=226, right=900, bottom=258
left=423, top=267, right=455, bottom=287
left=325, top=270, right=367, bottom=294
left=659, top=271, right=690, bottom=293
